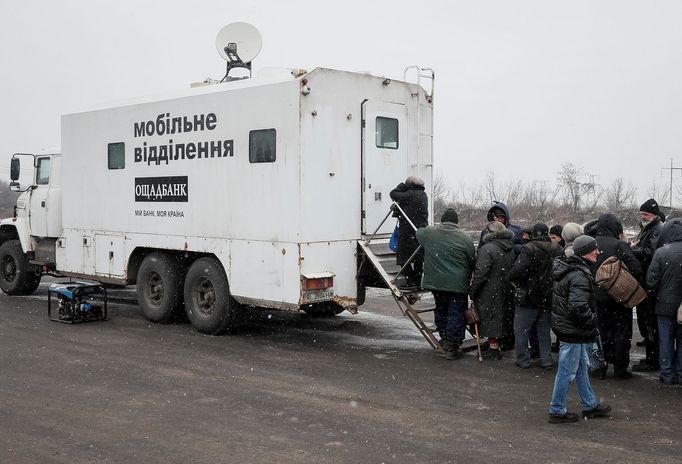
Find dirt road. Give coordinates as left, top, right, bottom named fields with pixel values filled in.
left=0, top=283, right=680, bottom=463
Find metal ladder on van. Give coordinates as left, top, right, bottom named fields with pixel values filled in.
left=357, top=202, right=444, bottom=353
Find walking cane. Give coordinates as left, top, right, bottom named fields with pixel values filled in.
left=474, top=321, right=483, bottom=362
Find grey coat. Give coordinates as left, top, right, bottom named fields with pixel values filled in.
left=646, top=218, right=682, bottom=317
left=470, top=229, right=516, bottom=338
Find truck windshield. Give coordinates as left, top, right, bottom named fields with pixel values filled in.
left=36, top=157, right=51, bottom=185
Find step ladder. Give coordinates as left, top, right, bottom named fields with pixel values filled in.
left=358, top=202, right=444, bottom=353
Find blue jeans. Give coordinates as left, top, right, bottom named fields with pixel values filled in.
left=549, top=342, right=598, bottom=415
left=657, top=316, right=682, bottom=383
left=514, top=306, right=553, bottom=367
left=432, top=291, right=468, bottom=347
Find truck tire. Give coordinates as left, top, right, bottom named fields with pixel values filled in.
left=137, top=252, right=184, bottom=323
left=303, top=302, right=345, bottom=317
left=0, top=239, right=41, bottom=296
left=184, top=257, right=241, bottom=335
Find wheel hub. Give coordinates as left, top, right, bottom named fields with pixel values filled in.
left=195, top=278, right=216, bottom=316
left=146, top=271, right=164, bottom=305
left=1, top=257, right=17, bottom=282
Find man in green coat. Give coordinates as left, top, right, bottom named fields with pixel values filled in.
left=416, top=209, right=476, bottom=359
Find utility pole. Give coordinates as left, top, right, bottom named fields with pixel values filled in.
left=583, top=173, right=599, bottom=207
left=661, top=158, right=682, bottom=209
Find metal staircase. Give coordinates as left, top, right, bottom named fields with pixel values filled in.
left=357, top=203, right=444, bottom=353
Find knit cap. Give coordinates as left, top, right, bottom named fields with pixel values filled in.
left=640, top=198, right=660, bottom=216
left=573, top=235, right=598, bottom=256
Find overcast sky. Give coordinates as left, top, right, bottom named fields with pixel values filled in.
left=2, top=1, right=682, bottom=207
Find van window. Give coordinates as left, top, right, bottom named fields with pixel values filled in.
left=36, top=157, right=51, bottom=185
left=249, top=129, right=276, bottom=163
left=108, top=142, right=125, bottom=169
left=375, top=117, right=399, bottom=149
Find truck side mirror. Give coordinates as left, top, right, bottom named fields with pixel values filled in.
left=10, top=158, right=20, bottom=181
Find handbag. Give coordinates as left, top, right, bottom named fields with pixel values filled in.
left=595, top=256, right=646, bottom=309
left=677, top=301, right=682, bottom=325
left=464, top=302, right=480, bottom=324
left=389, top=222, right=399, bottom=252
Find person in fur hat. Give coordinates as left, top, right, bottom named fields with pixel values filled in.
left=470, top=221, right=517, bottom=359
left=390, top=176, right=428, bottom=287
left=478, top=201, right=525, bottom=253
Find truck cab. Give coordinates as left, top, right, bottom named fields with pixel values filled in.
left=0, top=151, right=62, bottom=294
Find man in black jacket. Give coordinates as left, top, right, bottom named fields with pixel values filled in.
left=631, top=199, right=664, bottom=372
left=593, top=213, right=642, bottom=379
left=646, top=218, right=682, bottom=385
left=390, top=176, right=428, bottom=287
left=548, top=235, right=611, bottom=423
left=510, top=223, right=563, bottom=369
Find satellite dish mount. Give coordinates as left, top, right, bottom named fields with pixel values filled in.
left=215, top=22, right=262, bottom=82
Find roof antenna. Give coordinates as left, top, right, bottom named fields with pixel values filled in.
left=215, top=22, right=263, bottom=82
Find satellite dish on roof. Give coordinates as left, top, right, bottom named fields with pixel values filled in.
left=215, top=22, right=262, bottom=81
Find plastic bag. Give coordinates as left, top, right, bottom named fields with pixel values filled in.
left=588, top=334, right=607, bottom=372
left=389, top=222, right=399, bottom=252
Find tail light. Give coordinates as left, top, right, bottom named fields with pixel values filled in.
left=301, top=275, right=334, bottom=291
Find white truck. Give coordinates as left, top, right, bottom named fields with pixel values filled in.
left=1, top=65, right=434, bottom=334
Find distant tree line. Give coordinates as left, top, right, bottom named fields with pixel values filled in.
left=433, top=162, right=675, bottom=231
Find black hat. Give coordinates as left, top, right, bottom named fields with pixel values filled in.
left=531, top=223, right=549, bottom=240
left=573, top=235, right=598, bottom=256
left=441, top=208, right=458, bottom=224
left=549, top=224, right=563, bottom=237
left=640, top=198, right=660, bottom=216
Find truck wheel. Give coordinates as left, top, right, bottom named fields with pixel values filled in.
left=137, top=252, right=183, bottom=323
left=303, top=302, right=345, bottom=317
left=0, top=240, right=41, bottom=296
left=184, top=257, right=241, bottom=335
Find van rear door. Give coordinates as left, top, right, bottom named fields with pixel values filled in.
left=361, top=100, right=408, bottom=234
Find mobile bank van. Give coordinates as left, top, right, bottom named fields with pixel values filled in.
left=0, top=23, right=434, bottom=335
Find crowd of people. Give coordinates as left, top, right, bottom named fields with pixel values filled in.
left=390, top=177, right=682, bottom=424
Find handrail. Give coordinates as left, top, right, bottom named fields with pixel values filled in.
left=403, top=65, right=435, bottom=99
left=362, top=201, right=423, bottom=283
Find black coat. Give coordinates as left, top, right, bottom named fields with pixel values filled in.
left=508, top=239, right=562, bottom=309
left=593, top=213, right=642, bottom=304
left=470, top=229, right=516, bottom=338
left=646, top=218, right=682, bottom=317
left=632, top=216, right=663, bottom=275
left=551, top=256, right=599, bottom=343
left=390, top=183, right=428, bottom=265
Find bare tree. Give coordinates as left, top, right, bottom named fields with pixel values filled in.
left=605, top=177, right=637, bottom=212
left=458, top=180, right=485, bottom=210
left=557, top=163, right=584, bottom=215
left=432, top=171, right=451, bottom=218
left=647, top=179, right=670, bottom=208
left=485, top=170, right=498, bottom=205
left=499, top=178, right=524, bottom=210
